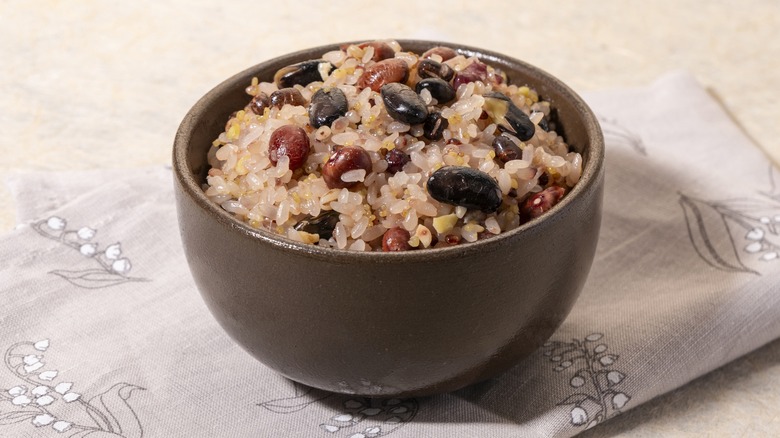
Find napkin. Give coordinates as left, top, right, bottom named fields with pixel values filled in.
left=2, top=72, right=779, bottom=437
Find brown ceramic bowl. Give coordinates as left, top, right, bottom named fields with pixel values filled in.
left=173, top=40, right=604, bottom=397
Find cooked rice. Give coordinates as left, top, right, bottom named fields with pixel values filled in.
left=204, top=41, right=582, bottom=251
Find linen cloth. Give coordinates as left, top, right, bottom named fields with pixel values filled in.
left=2, top=72, right=779, bottom=437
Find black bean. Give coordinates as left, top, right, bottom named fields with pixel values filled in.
left=423, top=112, right=448, bottom=141
left=380, top=83, right=428, bottom=125
left=541, top=107, right=561, bottom=134
left=274, top=60, right=334, bottom=88
left=416, top=59, right=454, bottom=81
left=492, top=134, right=522, bottom=163
left=483, top=92, right=535, bottom=141
left=415, top=78, right=455, bottom=104
left=426, top=166, right=502, bottom=213
left=538, top=116, right=549, bottom=132
left=294, top=210, right=340, bottom=240
left=309, top=87, right=348, bottom=129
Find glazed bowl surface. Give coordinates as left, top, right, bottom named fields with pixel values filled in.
left=173, top=40, right=604, bottom=397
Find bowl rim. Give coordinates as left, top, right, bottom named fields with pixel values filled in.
left=173, top=39, right=604, bottom=263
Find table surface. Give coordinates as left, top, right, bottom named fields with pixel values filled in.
left=3, top=1, right=780, bottom=436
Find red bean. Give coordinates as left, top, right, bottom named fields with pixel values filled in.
left=492, top=134, right=522, bottom=163
left=521, top=186, right=566, bottom=219
left=248, top=92, right=270, bottom=115
left=452, top=61, right=488, bottom=90
left=444, top=234, right=461, bottom=245
left=422, top=46, right=457, bottom=61
left=322, top=146, right=372, bottom=189
left=382, top=227, right=412, bottom=251
left=358, top=41, right=396, bottom=61
left=270, top=88, right=306, bottom=108
left=385, top=148, right=410, bottom=174
left=357, top=58, right=409, bottom=92
left=268, top=125, right=311, bottom=170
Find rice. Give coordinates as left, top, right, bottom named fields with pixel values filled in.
left=205, top=40, right=582, bottom=251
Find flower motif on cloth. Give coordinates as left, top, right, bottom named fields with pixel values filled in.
left=544, top=333, right=630, bottom=430
left=0, top=340, right=146, bottom=437
left=259, top=382, right=418, bottom=437
left=32, top=216, right=149, bottom=288
left=680, top=165, right=780, bottom=274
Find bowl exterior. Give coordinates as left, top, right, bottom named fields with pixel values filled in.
left=173, top=40, right=604, bottom=397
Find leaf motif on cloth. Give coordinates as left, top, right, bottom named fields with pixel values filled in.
left=1, top=340, right=146, bottom=437
left=680, top=195, right=757, bottom=274
left=0, top=412, right=38, bottom=426
left=87, top=383, right=146, bottom=438
left=50, top=269, right=147, bottom=289
left=30, top=217, right=149, bottom=289
left=680, top=168, right=780, bottom=275
left=258, top=381, right=418, bottom=437
left=544, top=332, right=630, bottom=430
left=597, top=115, right=647, bottom=156
left=258, top=384, right=331, bottom=414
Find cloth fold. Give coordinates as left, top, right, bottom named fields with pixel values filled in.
left=2, top=72, right=778, bottom=437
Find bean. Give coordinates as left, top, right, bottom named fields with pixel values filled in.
left=452, top=60, right=488, bottom=90
left=385, top=148, right=410, bottom=174
left=270, top=88, right=306, bottom=108
left=427, top=166, right=503, bottom=213
left=322, top=146, right=372, bottom=189
left=309, top=87, right=348, bottom=129
left=483, top=92, right=535, bottom=141
left=415, top=78, right=455, bottom=104
left=248, top=92, right=270, bottom=115
left=423, top=112, right=448, bottom=141
left=268, top=125, right=311, bottom=170
left=358, top=41, right=396, bottom=61
left=294, top=210, right=340, bottom=239
left=357, top=58, right=409, bottom=92
left=521, top=186, right=566, bottom=219
left=492, top=134, right=522, bottom=163
left=382, top=227, right=412, bottom=251
left=444, top=234, right=461, bottom=245
left=539, top=107, right=560, bottom=133
left=421, top=46, right=457, bottom=61
left=538, top=172, right=549, bottom=187
left=274, top=60, right=334, bottom=88
left=416, top=59, right=454, bottom=81
left=380, top=83, right=428, bottom=125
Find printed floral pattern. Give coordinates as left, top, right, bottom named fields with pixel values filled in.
left=1, top=340, right=145, bottom=437
left=32, top=216, right=148, bottom=288
left=544, top=333, right=630, bottom=430
left=680, top=166, right=780, bottom=274
left=598, top=116, right=647, bottom=155
left=259, top=382, right=418, bottom=437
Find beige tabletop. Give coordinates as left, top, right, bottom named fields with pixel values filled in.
left=3, top=1, right=780, bottom=436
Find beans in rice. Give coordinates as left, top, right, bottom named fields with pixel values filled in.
left=204, top=41, right=583, bottom=251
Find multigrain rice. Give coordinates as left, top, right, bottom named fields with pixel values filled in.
left=205, top=41, right=582, bottom=251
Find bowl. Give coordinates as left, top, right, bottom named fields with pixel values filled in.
left=173, top=40, right=604, bottom=397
